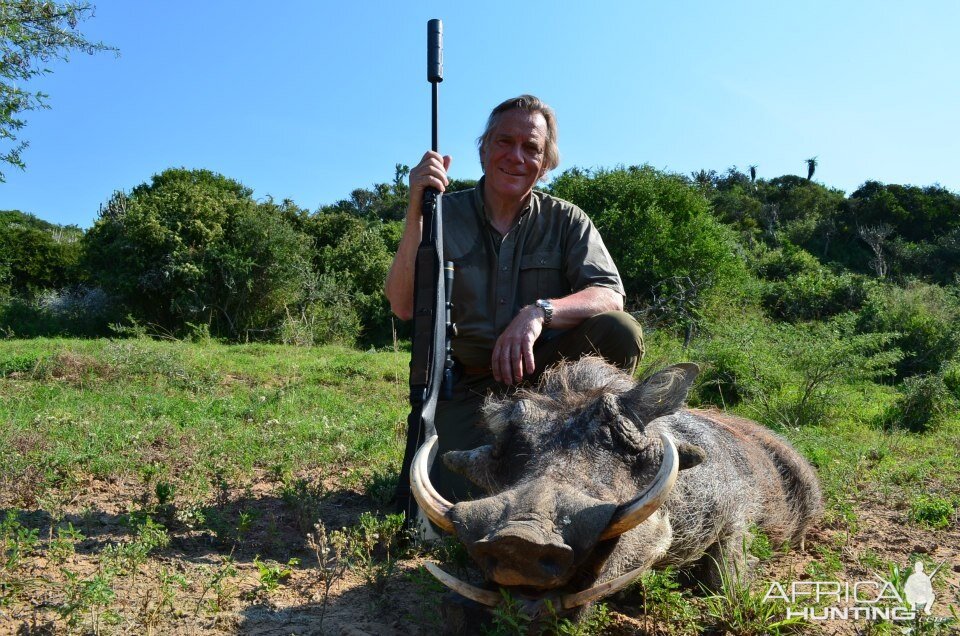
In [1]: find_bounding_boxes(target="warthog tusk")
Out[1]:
[559,565,646,609]
[424,562,502,606]
[411,435,456,534]
[599,431,679,540]
[423,561,647,611]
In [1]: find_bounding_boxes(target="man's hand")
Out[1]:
[408,151,452,218]
[489,287,623,384]
[492,305,544,385]
[384,150,452,320]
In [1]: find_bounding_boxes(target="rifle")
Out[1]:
[395,19,455,526]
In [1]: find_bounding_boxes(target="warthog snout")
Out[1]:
[471,527,575,588]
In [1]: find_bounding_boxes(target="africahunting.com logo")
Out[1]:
[764,561,946,622]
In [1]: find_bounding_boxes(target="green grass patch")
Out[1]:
[0,338,408,506]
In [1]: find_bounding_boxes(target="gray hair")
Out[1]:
[477,95,560,180]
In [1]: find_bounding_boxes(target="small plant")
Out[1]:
[1,511,39,572]
[280,476,325,534]
[805,544,844,579]
[155,480,175,506]
[822,495,859,533]
[363,466,399,507]
[748,525,774,561]
[702,555,807,636]
[632,567,700,635]
[540,600,612,636]
[196,556,238,615]
[59,570,118,631]
[307,522,349,632]
[48,522,85,564]
[403,566,446,630]
[203,505,258,547]
[102,516,170,575]
[0,512,40,608]
[909,494,956,529]
[343,511,407,592]
[142,567,189,630]
[857,548,886,571]
[483,589,534,636]
[253,555,298,593]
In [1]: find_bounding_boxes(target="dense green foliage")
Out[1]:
[4,162,960,430]
[0,210,83,295]
[550,166,747,303]
[0,1,117,180]
[82,169,313,340]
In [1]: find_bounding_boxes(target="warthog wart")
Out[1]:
[411,356,822,616]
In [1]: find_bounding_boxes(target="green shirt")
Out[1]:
[442,178,624,369]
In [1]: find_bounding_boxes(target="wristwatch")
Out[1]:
[535,299,554,327]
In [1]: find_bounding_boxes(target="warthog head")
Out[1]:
[411,357,706,608]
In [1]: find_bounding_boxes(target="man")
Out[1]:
[385,95,644,500]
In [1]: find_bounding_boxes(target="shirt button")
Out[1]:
[501,266,508,272]
[499,298,506,305]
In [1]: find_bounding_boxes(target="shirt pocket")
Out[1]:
[518,251,567,305]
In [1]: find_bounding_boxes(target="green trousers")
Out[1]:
[431,311,644,501]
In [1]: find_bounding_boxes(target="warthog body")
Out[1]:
[414,356,822,606]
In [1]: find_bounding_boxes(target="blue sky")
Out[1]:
[3,1,959,228]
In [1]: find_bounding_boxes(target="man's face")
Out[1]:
[481,109,548,205]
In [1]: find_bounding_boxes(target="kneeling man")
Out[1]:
[386,95,644,501]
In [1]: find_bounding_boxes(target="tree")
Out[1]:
[549,165,747,313]
[805,157,818,181]
[0,209,83,294]
[84,168,313,339]
[0,1,117,180]
[857,223,893,278]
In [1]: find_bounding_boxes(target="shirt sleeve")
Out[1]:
[563,207,626,297]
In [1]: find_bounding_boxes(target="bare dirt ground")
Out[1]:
[1,471,958,636]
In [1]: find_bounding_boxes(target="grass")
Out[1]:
[1,336,959,633]
[0,338,408,505]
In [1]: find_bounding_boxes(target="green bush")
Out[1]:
[880,374,954,432]
[0,287,118,338]
[944,361,960,400]
[908,494,955,529]
[762,270,871,322]
[279,274,362,347]
[856,281,960,378]
[549,166,747,307]
[750,244,822,281]
[0,211,84,296]
[692,313,899,427]
[690,312,788,408]
[290,211,395,346]
[751,245,872,322]
[83,169,314,341]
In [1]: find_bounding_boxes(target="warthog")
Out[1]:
[411,357,822,615]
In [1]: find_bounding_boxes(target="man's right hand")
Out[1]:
[407,151,452,219]
[385,151,453,320]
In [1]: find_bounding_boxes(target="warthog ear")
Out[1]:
[677,442,706,470]
[443,445,500,492]
[623,363,700,422]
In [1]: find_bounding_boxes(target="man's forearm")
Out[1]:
[384,206,423,321]
[539,286,624,330]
